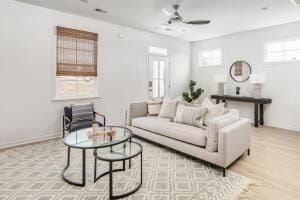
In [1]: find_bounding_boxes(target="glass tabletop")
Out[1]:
[64,126,132,149]
[95,141,142,161]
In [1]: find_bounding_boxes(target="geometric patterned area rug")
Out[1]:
[0,138,255,200]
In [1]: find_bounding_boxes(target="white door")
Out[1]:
[148,55,170,98]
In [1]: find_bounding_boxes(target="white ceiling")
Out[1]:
[16,0,300,41]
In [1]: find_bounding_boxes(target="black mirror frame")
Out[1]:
[229,61,252,83]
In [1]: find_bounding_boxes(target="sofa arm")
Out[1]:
[126,102,148,126]
[217,118,251,167]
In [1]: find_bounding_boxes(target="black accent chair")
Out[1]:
[63,105,106,138]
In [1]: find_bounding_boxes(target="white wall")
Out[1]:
[192,21,300,131]
[0,0,191,147]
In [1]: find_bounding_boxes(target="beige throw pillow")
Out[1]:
[147,99,162,116]
[148,103,162,116]
[201,98,225,126]
[159,100,178,119]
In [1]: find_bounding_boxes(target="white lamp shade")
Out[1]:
[249,74,266,84]
[214,75,227,83]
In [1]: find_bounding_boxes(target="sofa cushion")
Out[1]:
[132,116,208,147]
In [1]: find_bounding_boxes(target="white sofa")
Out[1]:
[126,102,251,176]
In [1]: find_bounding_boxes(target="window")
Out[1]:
[149,46,168,56]
[199,48,222,66]
[264,38,300,63]
[152,59,166,98]
[55,26,98,99]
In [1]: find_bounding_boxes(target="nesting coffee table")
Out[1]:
[62,126,142,199]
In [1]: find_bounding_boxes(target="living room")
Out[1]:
[0,0,299,199]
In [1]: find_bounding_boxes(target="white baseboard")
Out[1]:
[0,133,61,150]
[248,119,300,132]
[264,122,300,132]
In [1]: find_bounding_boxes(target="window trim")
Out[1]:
[263,37,300,64]
[198,48,222,67]
[148,46,168,56]
[52,27,100,101]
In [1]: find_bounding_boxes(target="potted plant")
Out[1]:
[236,86,241,95]
[182,80,204,103]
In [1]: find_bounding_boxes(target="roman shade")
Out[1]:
[56,26,98,76]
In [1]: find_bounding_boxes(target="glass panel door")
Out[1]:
[148,55,170,99]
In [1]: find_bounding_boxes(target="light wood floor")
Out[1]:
[230,126,300,200]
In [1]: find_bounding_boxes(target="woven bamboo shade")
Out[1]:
[56,26,98,76]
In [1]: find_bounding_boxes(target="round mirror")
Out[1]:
[230,61,252,82]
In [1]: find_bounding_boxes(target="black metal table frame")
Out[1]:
[62,126,132,187]
[94,141,143,200]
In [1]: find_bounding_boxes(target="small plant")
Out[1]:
[182,80,204,103]
[236,86,241,95]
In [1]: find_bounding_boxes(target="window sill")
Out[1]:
[198,65,222,67]
[263,60,300,65]
[52,95,101,101]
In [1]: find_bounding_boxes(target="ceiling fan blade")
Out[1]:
[162,8,175,16]
[183,19,210,25]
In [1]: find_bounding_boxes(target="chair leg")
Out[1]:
[247,149,250,156]
[223,168,226,177]
[63,116,65,138]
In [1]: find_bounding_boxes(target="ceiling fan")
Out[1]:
[161,3,210,25]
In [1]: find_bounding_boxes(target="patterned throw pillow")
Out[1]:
[71,103,95,123]
[158,100,178,119]
[181,106,207,129]
[174,103,207,129]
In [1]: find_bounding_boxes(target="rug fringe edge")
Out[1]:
[235,181,261,200]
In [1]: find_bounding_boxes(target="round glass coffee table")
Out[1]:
[62,126,132,187]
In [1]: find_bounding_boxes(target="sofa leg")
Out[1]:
[247,149,250,156]
[223,168,226,177]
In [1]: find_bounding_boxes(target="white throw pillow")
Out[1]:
[159,100,178,119]
[206,111,240,152]
[201,98,225,126]
[174,103,186,123]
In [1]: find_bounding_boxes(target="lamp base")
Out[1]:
[217,83,224,96]
[253,84,262,98]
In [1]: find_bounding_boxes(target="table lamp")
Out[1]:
[214,75,227,96]
[249,74,266,98]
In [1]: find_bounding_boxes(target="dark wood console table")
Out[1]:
[211,95,272,128]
